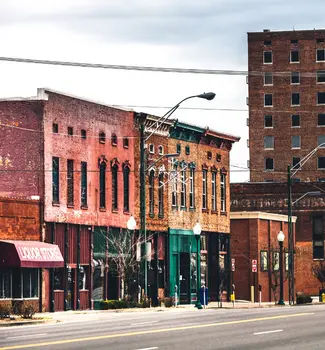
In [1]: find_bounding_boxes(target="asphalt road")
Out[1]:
[1,304,325,350]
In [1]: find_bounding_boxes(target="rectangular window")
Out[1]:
[264,115,273,128]
[264,136,274,149]
[52,123,58,133]
[263,51,272,64]
[81,129,87,139]
[318,157,325,169]
[264,72,273,85]
[172,164,178,207]
[318,135,325,147]
[291,115,300,127]
[265,158,274,171]
[99,162,106,209]
[291,72,300,84]
[158,172,164,217]
[317,92,325,104]
[260,251,268,271]
[189,168,195,209]
[313,216,324,259]
[317,71,325,83]
[291,135,301,149]
[290,50,299,63]
[272,251,280,271]
[67,127,73,136]
[123,166,130,212]
[52,157,59,203]
[220,173,226,212]
[0,270,11,298]
[202,170,207,210]
[176,144,181,154]
[317,48,325,62]
[292,93,300,106]
[185,146,190,155]
[318,114,325,126]
[264,40,272,45]
[180,170,186,208]
[23,269,39,298]
[264,94,273,106]
[67,159,74,206]
[292,157,301,168]
[81,161,87,207]
[291,39,298,44]
[211,172,217,211]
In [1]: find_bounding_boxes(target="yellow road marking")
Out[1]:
[0,312,314,350]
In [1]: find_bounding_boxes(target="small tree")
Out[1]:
[312,261,325,289]
[106,228,150,300]
[270,247,288,303]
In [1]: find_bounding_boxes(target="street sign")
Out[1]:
[231,258,235,271]
[252,259,257,273]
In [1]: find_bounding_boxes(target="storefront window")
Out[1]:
[93,259,105,300]
[12,269,38,299]
[0,270,11,298]
[54,269,64,290]
[79,267,88,290]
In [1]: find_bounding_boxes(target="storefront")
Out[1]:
[0,240,64,311]
[168,229,200,304]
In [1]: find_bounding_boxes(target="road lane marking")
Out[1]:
[254,329,283,335]
[131,321,159,326]
[6,334,47,341]
[0,312,314,350]
[134,347,158,350]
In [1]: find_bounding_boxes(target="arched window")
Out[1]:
[123,165,130,212]
[158,172,164,217]
[99,161,106,209]
[112,164,118,210]
[158,145,164,155]
[149,169,155,217]
[99,131,106,144]
[111,133,117,146]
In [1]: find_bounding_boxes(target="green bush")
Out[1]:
[99,299,131,309]
[296,293,312,304]
[138,297,150,308]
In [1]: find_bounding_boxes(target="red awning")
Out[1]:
[0,240,64,268]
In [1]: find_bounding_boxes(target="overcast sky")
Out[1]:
[1,0,324,182]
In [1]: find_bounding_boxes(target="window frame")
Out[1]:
[313,216,324,259]
[291,71,300,84]
[149,169,155,217]
[123,165,130,213]
[318,156,325,170]
[264,135,274,150]
[158,172,164,217]
[202,169,208,210]
[317,71,325,84]
[260,250,268,272]
[180,169,186,208]
[52,157,60,204]
[291,93,300,106]
[264,115,273,128]
[112,164,118,211]
[189,168,195,209]
[290,50,299,63]
[67,159,74,207]
[263,51,272,64]
[264,72,273,85]
[220,173,226,212]
[265,157,274,171]
[211,171,217,212]
[264,93,273,107]
[291,114,300,128]
[99,161,106,209]
[317,92,325,105]
[316,48,325,62]
[291,135,301,149]
[318,114,325,127]
[81,161,88,208]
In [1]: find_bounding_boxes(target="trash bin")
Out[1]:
[319,288,325,302]
[199,286,208,306]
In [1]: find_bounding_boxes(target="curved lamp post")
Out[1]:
[277,230,285,305]
[140,92,216,298]
[193,222,202,309]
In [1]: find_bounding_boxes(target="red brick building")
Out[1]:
[231,181,325,297]
[248,29,325,182]
[230,211,296,302]
[0,88,136,311]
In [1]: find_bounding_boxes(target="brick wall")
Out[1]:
[42,91,136,228]
[248,30,325,182]
[0,197,40,240]
[0,100,43,198]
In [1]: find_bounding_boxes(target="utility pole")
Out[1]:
[287,165,294,305]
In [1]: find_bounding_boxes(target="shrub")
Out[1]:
[99,299,131,310]
[12,300,23,315]
[163,297,174,308]
[0,305,11,319]
[138,297,150,308]
[21,305,36,319]
[296,293,312,304]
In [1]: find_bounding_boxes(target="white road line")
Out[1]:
[6,333,48,340]
[254,329,283,335]
[134,347,158,350]
[131,321,159,326]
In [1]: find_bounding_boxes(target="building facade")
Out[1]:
[230,211,296,302]
[248,29,325,182]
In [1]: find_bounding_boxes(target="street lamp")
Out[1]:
[127,215,137,231]
[139,92,216,298]
[193,222,202,309]
[277,230,285,305]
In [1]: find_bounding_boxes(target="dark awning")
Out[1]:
[0,240,64,268]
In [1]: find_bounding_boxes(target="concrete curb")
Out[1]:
[0,319,54,327]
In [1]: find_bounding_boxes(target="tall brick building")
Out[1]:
[248,29,325,182]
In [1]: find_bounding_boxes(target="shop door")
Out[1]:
[180,253,190,303]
